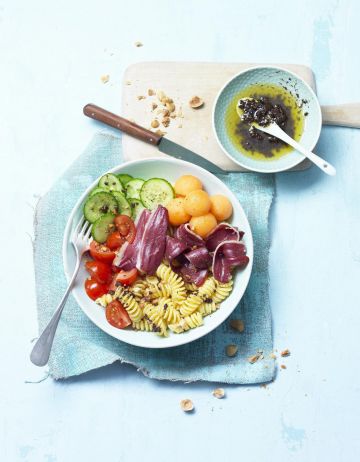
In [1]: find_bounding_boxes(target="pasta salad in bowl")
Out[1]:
[63,158,253,348]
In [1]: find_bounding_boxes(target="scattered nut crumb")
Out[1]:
[148,89,155,96]
[100,74,110,84]
[230,319,245,332]
[212,388,225,399]
[180,399,194,412]
[137,95,146,100]
[189,96,204,109]
[170,114,176,119]
[162,109,170,117]
[157,90,166,101]
[134,41,143,47]
[260,384,267,389]
[155,129,166,136]
[270,352,277,360]
[162,117,171,127]
[281,349,291,357]
[166,102,176,113]
[226,344,238,357]
[151,119,160,128]
[165,97,173,104]
[125,80,132,85]
[151,102,158,110]
[248,352,262,364]
[280,364,287,369]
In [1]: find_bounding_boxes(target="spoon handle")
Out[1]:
[268,124,336,176]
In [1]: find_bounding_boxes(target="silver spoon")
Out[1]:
[237,98,336,176]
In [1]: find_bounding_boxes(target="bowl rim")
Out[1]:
[212,65,322,173]
[62,156,253,349]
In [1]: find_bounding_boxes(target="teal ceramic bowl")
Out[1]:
[212,66,322,173]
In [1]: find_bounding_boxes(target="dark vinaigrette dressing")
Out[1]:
[225,83,305,160]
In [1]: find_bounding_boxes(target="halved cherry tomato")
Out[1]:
[89,241,116,264]
[84,278,109,300]
[108,268,138,291]
[114,215,136,244]
[106,231,125,250]
[106,300,131,329]
[85,261,112,284]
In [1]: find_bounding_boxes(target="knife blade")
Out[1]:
[158,138,226,174]
[83,104,227,175]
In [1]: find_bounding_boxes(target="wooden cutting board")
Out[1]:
[122,62,314,171]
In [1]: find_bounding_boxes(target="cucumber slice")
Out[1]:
[140,178,174,210]
[83,192,118,223]
[125,178,145,200]
[89,187,108,197]
[91,213,116,243]
[117,173,133,186]
[98,173,124,193]
[128,198,146,220]
[112,191,132,217]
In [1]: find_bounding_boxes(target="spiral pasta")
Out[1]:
[168,312,204,333]
[132,319,153,332]
[156,298,181,324]
[143,303,168,336]
[95,293,113,307]
[115,287,143,322]
[198,300,218,316]
[156,263,186,304]
[213,280,234,303]
[98,261,235,337]
[180,293,203,316]
[198,276,216,300]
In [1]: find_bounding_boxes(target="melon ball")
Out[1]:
[166,198,191,226]
[174,175,203,196]
[210,195,233,221]
[189,213,217,238]
[184,190,211,217]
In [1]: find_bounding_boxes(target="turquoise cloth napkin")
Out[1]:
[34,133,275,383]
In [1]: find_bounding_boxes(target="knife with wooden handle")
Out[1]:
[321,103,360,128]
[83,104,228,174]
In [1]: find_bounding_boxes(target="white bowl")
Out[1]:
[62,157,253,348]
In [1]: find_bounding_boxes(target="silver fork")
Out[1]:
[30,218,93,367]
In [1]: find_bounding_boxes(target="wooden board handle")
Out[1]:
[83,104,162,145]
[321,103,360,128]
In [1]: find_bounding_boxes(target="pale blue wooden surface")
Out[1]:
[1,0,360,461]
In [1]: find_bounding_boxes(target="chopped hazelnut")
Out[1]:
[134,41,143,47]
[100,74,110,84]
[162,117,171,127]
[248,353,261,364]
[281,364,287,369]
[157,90,166,101]
[180,399,194,412]
[151,102,158,110]
[212,388,225,399]
[148,89,155,96]
[166,102,176,113]
[137,95,146,100]
[281,349,291,357]
[189,96,204,109]
[230,319,245,332]
[151,119,160,128]
[226,344,238,357]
